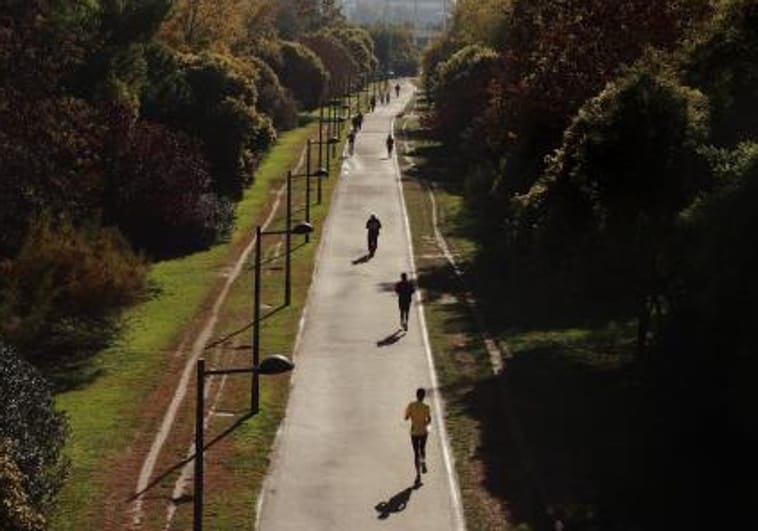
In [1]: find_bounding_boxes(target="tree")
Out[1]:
[368,23,419,77]
[142,51,276,199]
[535,63,709,357]
[434,44,499,146]
[264,41,329,110]
[684,0,758,145]
[0,343,69,523]
[301,32,358,99]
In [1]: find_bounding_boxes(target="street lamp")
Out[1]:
[252,209,313,413]
[194,354,294,531]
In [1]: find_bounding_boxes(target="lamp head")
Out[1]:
[257,354,295,375]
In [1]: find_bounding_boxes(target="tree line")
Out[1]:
[0,0,382,527]
[422,0,756,526]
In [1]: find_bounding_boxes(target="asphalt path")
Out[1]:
[256,81,465,531]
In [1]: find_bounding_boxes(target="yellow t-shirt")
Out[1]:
[405,401,431,436]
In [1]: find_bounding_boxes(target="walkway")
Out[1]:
[256,81,465,530]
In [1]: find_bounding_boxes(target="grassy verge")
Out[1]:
[399,92,647,530]
[52,123,322,529]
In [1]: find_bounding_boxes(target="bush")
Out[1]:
[0,217,146,364]
[106,119,234,256]
[0,343,68,524]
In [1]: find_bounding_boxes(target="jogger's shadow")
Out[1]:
[376,329,405,347]
[351,253,372,265]
[374,484,420,519]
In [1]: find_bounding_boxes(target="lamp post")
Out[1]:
[252,218,312,412]
[194,354,294,531]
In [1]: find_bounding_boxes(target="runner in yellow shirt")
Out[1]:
[404,388,431,484]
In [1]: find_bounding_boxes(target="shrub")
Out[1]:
[0,217,146,364]
[106,119,234,256]
[0,343,68,524]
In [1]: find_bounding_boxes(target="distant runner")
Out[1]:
[386,133,395,158]
[394,272,415,331]
[395,83,400,98]
[404,388,431,485]
[347,129,356,156]
[365,213,382,256]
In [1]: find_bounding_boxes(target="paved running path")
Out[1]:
[257,81,465,531]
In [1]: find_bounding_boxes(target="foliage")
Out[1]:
[368,23,419,77]
[324,25,378,74]
[143,51,276,198]
[0,217,146,364]
[301,32,358,99]
[434,44,499,146]
[0,442,45,531]
[0,0,96,96]
[247,56,299,130]
[0,343,68,521]
[0,95,109,258]
[274,0,345,40]
[105,119,234,256]
[684,0,758,145]
[158,0,255,52]
[524,65,709,349]
[263,40,329,110]
[447,0,514,50]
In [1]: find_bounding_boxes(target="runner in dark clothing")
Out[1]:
[395,83,400,98]
[356,111,364,130]
[386,134,395,158]
[365,213,382,256]
[394,273,415,331]
[347,129,356,155]
[370,94,377,112]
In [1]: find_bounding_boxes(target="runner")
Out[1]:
[395,83,400,98]
[365,213,382,256]
[394,272,415,331]
[404,388,431,485]
[386,133,395,158]
[347,128,356,156]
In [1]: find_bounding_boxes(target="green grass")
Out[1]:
[52,124,318,529]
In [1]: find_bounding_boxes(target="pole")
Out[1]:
[285,171,292,306]
[318,105,324,170]
[193,359,205,531]
[305,140,311,243]
[252,226,261,413]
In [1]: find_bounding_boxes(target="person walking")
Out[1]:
[404,388,431,485]
[394,272,415,331]
[385,133,395,158]
[370,94,377,112]
[356,111,364,131]
[395,83,401,98]
[365,213,382,256]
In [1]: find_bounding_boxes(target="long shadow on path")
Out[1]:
[374,483,421,519]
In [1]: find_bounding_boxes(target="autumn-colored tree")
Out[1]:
[301,32,358,98]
